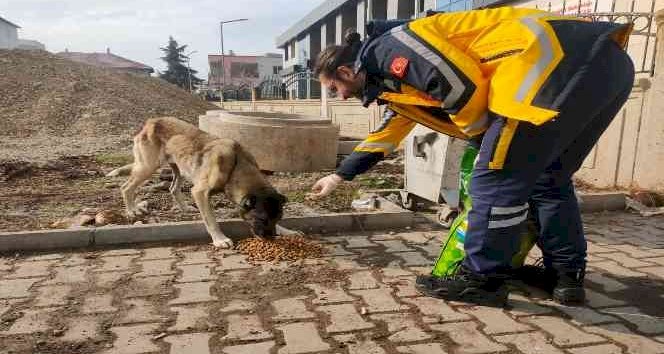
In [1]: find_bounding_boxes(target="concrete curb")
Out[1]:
[0,210,414,253]
[578,192,627,213]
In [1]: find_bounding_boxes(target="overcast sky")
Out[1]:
[2,0,323,78]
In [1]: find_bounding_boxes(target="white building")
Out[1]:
[0,16,19,49]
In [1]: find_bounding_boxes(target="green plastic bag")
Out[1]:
[431,145,537,277]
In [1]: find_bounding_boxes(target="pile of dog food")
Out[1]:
[237,235,325,263]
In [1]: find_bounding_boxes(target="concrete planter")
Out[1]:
[199,110,339,172]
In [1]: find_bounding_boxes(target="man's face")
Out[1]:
[320,66,364,100]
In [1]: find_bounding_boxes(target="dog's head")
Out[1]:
[239,189,287,239]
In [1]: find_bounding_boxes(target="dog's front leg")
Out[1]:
[169,164,197,213]
[192,186,234,248]
[276,224,304,237]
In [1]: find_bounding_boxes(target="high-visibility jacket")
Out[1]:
[336,7,631,179]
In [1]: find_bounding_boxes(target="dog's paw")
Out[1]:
[276,225,305,237]
[212,238,234,249]
[172,205,197,213]
[136,201,149,214]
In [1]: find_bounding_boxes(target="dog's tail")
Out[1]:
[106,163,134,177]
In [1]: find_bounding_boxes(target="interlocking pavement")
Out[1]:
[0,211,663,353]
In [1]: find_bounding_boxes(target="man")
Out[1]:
[308,7,634,306]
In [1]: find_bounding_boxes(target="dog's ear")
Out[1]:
[243,195,256,210]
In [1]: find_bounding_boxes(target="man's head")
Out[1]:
[239,189,287,239]
[314,31,366,100]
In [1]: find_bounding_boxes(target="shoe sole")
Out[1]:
[415,283,509,307]
[553,287,586,305]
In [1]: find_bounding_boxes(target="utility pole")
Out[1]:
[185,50,197,93]
[219,18,248,104]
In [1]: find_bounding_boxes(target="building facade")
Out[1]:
[0,16,19,49]
[207,53,283,90]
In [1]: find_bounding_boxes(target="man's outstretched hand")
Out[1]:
[307,174,343,200]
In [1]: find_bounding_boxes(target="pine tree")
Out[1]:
[159,36,203,90]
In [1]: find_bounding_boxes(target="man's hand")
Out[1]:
[308,174,344,200]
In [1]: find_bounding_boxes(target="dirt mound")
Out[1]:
[0,49,217,161]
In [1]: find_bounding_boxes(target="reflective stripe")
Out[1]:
[491,203,529,216]
[390,29,465,109]
[355,142,396,152]
[461,111,489,134]
[488,211,529,229]
[515,14,554,102]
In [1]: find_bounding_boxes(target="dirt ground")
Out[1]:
[0,154,404,233]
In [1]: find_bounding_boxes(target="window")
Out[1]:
[436,0,472,12]
[273,66,282,75]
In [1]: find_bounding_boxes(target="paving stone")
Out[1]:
[396,252,431,267]
[222,314,272,341]
[645,257,664,266]
[24,253,65,262]
[585,289,627,308]
[95,271,130,288]
[96,256,137,272]
[393,278,420,298]
[0,278,39,298]
[44,265,87,284]
[277,322,330,353]
[494,332,565,354]
[567,344,624,354]
[399,231,436,244]
[6,260,53,278]
[136,259,176,277]
[351,287,407,313]
[342,236,377,249]
[371,313,432,342]
[272,296,314,321]
[0,258,11,271]
[2,308,54,334]
[179,251,215,265]
[333,257,368,271]
[591,261,647,278]
[586,242,618,254]
[105,324,161,354]
[176,264,214,283]
[430,322,507,353]
[169,282,215,305]
[319,304,374,333]
[101,249,142,257]
[124,275,174,298]
[641,266,664,279]
[61,316,101,342]
[348,270,379,290]
[608,244,664,258]
[547,303,617,325]
[82,294,117,314]
[60,254,88,267]
[118,298,167,324]
[402,296,471,322]
[396,343,449,354]
[164,333,212,354]
[141,247,175,260]
[370,233,399,241]
[523,316,605,346]
[459,306,531,334]
[218,254,252,271]
[222,341,275,354]
[374,240,413,252]
[601,306,664,334]
[335,334,386,354]
[168,305,212,332]
[34,284,71,307]
[585,272,629,292]
[600,252,656,268]
[586,323,664,354]
[326,244,355,256]
[221,299,256,313]
[415,243,442,258]
[306,283,353,304]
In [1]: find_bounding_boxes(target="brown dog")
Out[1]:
[110,117,299,248]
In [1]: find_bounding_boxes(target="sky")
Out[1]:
[2,0,323,78]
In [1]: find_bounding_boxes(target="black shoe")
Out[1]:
[512,260,585,305]
[415,267,509,307]
[553,269,586,305]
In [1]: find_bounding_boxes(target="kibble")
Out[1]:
[237,235,325,263]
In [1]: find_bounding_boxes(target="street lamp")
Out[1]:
[185,50,197,93]
[219,18,248,103]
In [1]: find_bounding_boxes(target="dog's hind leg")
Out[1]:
[276,224,304,237]
[169,164,196,212]
[121,138,161,218]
